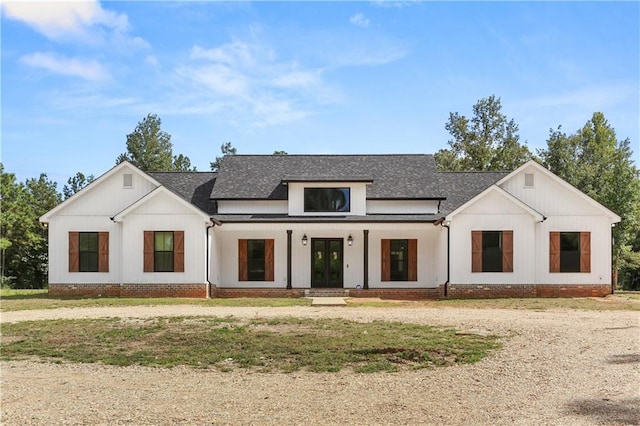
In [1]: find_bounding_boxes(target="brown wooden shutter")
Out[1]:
[549,232,560,273]
[69,232,79,272]
[502,231,513,273]
[238,239,248,281]
[580,232,591,273]
[408,239,418,281]
[471,231,482,272]
[98,232,109,272]
[265,239,274,281]
[174,231,185,272]
[381,239,391,281]
[144,231,154,272]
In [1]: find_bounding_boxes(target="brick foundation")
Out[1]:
[48,283,611,299]
[446,284,611,299]
[48,283,207,298]
[212,288,306,298]
[347,287,444,300]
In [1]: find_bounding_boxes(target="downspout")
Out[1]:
[441,221,450,298]
[287,230,292,290]
[206,222,216,298]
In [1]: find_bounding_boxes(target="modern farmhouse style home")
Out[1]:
[40,154,621,299]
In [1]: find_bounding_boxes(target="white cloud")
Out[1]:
[190,42,257,67]
[350,13,370,28]
[273,71,322,88]
[371,1,416,9]
[20,52,110,81]
[3,1,126,40]
[522,83,636,110]
[145,55,159,67]
[175,64,249,97]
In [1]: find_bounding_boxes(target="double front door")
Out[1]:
[311,238,343,288]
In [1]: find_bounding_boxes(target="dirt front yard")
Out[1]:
[1,304,639,425]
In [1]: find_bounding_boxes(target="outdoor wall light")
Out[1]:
[347,234,353,246]
[302,234,308,246]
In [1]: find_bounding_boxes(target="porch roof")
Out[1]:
[211,214,441,223]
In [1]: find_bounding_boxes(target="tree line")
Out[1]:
[1,98,638,289]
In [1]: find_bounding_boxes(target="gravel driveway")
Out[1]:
[1,304,639,425]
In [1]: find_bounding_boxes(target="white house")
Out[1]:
[40,154,621,299]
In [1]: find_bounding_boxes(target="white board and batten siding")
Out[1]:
[500,163,617,285]
[216,200,288,214]
[47,216,121,284]
[119,190,209,284]
[366,200,440,214]
[212,222,445,289]
[448,191,538,285]
[448,163,618,286]
[45,164,157,284]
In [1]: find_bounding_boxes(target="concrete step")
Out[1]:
[304,289,350,298]
[309,297,347,306]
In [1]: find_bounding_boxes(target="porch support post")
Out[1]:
[286,230,292,290]
[363,229,369,289]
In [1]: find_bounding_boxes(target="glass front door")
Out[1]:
[311,238,343,288]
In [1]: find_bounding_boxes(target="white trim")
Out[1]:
[496,160,621,222]
[111,186,210,222]
[446,185,545,222]
[40,162,161,223]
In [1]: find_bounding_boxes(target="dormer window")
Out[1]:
[304,188,350,212]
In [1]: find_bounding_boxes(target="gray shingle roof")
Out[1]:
[147,157,508,221]
[148,172,218,215]
[437,172,509,216]
[211,154,445,200]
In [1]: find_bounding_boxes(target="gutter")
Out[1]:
[439,220,451,298]
[206,221,217,298]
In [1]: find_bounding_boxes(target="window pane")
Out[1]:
[304,188,350,212]
[247,240,265,281]
[390,239,408,281]
[79,232,98,252]
[79,233,98,272]
[482,231,503,272]
[560,232,580,272]
[155,232,173,251]
[155,252,174,272]
[79,252,98,272]
[154,232,174,272]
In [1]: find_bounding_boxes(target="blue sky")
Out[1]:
[2,1,639,186]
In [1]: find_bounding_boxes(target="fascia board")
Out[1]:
[111,186,209,222]
[496,160,621,223]
[40,162,161,222]
[445,185,544,222]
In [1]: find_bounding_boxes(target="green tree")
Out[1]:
[273,150,288,155]
[116,114,195,171]
[210,142,237,171]
[0,164,61,288]
[62,172,95,199]
[538,112,640,288]
[435,95,532,171]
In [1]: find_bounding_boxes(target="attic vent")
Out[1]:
[123,173,133,188]
[524,173,534,188]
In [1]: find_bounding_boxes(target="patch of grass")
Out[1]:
[0,316,501,373]
[0,290,311,312]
